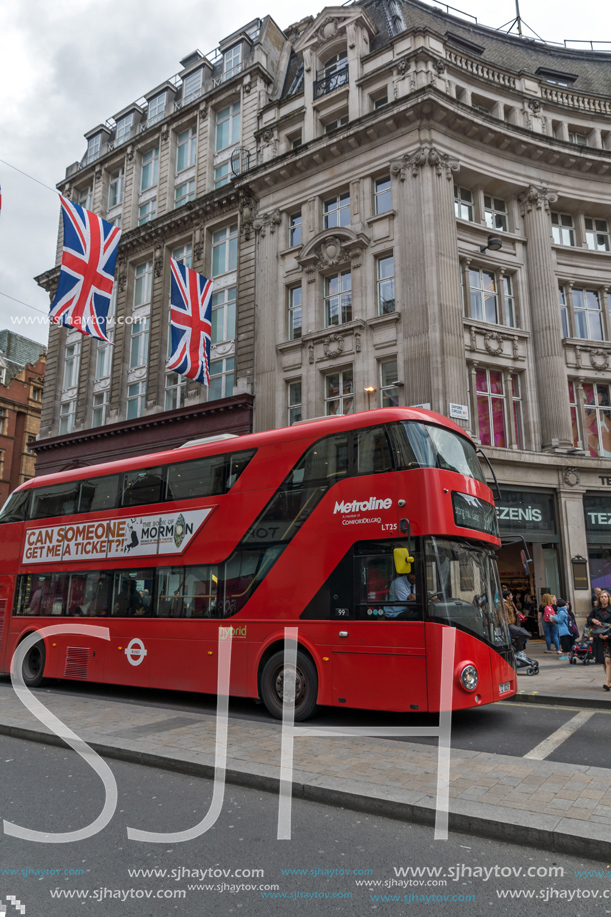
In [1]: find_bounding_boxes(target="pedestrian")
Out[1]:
[588,590,611,690]
[541,592,561,654]
[537,595,545,638]
[555,598,573,658]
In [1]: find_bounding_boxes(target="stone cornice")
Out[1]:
[518,184,558,215]
[390,145,459,181]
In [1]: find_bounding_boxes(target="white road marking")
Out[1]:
[524,710,595,760]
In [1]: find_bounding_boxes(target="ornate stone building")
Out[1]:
[36,0,611,615]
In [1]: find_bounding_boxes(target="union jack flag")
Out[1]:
[49,196,121,342]
[166,259,214,385]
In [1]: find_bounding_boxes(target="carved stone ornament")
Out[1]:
[262,128,274,145]
[243,79,252,94]
[355,331,361,353]
[311,15,348,49]
[389,146,459,182]
[199,101,208,118]
[94,167,102,183]
[564,467,580,487]
[323,333,344,359]
[126,145,135,163]
[116,256,127,293]
[297,228,370,280]
[252,209,281,237]
[484,331,503,356]
[193,240,204,261]
[527,98,542,114]
[396,57,409,75]
[308,343,315,364]
[469,326,477,351]
[154,246,164,278]
[517,184,558,215]
[511,335,519,359]
[433,59,445,75]
[161,124,170,142]
[590,349,610,371]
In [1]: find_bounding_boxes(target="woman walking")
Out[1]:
[541,592,561,654]
[588,590,611,691]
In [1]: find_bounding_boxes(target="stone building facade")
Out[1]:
[0,332,46,502]
[36,0,611,616]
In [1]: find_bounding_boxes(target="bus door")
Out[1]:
[0,575,13,674]
[331,546,428,712]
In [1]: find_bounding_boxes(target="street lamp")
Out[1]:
[480,233,503,254]
[364,386,375,409]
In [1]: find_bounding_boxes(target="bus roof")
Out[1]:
[18,408,473,491]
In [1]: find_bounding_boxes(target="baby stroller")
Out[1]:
[511,628,539,676]
[569,635,594,665]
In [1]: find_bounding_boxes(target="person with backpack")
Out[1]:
[555,598,574,659]
[541,592,561,654]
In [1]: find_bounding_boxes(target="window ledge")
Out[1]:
[366,312,401,329]
[464,317,527,337]
[366,209,396,225]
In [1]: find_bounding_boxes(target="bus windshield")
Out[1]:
[389,422,486,483]
[425,536,509,648]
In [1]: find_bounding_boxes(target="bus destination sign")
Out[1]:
[452,491,500,538]
[22,508,214,564]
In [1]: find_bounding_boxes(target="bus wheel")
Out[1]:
[260,651,318,721]
[20,640,46,688]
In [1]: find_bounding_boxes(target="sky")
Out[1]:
[1,0,611,348]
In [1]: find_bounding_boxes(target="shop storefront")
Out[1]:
[495,488,564,614]
[584,494,611,594]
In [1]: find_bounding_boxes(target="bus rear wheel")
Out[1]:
[20,640,46,688]
[260,651,318,721]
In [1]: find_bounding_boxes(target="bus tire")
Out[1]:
[260,650,318,722]
[20,638,46,688]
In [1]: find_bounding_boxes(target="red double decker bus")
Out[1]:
[0,408,516,719]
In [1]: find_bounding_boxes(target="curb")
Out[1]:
[505,693,611,710]
[2,722,611,862]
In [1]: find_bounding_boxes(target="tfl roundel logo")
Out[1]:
[124,638,147,667]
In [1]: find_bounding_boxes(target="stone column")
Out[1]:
[518,184,573,449]
[390,145,469,424]
[251,208,281,432]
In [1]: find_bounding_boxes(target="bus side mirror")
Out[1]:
[394,548,414,574]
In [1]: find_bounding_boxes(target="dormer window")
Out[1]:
[315,50,348,99]
[224,45,242,79]
[147,93,166,126]
[87,134,101,163]
[115,114,133,145]
[182,69,202,103]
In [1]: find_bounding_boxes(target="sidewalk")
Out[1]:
[0,667,610,861]
[512,638,611,707]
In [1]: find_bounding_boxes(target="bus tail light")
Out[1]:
[459,664,478,692]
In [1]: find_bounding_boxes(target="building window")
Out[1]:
[0,367,5,387]
[77,185,93,210]
[115,114,132,145]
[325,271,352,327]
[63,342,80,389]
[215,102,240,151]
[147,92,166,125]
[475,368,507,447]
[209,357,234,400]
[324,113,348,133]
[503,276,516,327]
[211,224,238,276]
[559,285,569,338]
[380,359,400,407]
[174,179,195,208]
[214,162,231,189]
[373,91,389,109]
[568,130,588,146]
[315,50,348,98]
[164,372,187,411]
[374,177,391,215]
[581,382,611,457]
[172,243,192,268]
[138,200,156,225]
[568,380,580,447]
[127,382,146,420]
[134,261,153,306]
[141,147,159,191]
[325,369,354,415]
[484,195,508,232]
[288,381,302,424]
[108,215,121,229]
[108,167,124,209]
[92,391,109,428]
[95,332,113,380]
[130,317,150,369]
[182,70,202,104]
[377,256,395,315]
[87,134,101,163]
[551,212,575,246]
[324,192,350,229]
[511,373,524,449]
[585,218,610,252]
[288,286,302,340]
[59,400,76,435]
[574,288,603,340]
[454,186,474,221]
[469,269,498,324]
[0,408,7,435]
[31,386,42,402]
[211,286,236,344]
[223,45,242,79]
[290,131,302,149]
[289,212,302,247]
[176,126,197,172]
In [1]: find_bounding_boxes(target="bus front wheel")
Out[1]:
[20,640,46,688]
[260,651,318,721]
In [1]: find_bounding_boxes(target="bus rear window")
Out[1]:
[388,422,485,483]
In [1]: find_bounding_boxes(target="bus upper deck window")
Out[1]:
[0,488,31,524]
[354,426,393,475]
[31,482,80,519]
[289,433,349,485]
[78,475,120,514]
[122,468,164,507]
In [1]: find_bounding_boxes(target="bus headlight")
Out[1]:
[460,665,478,691]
